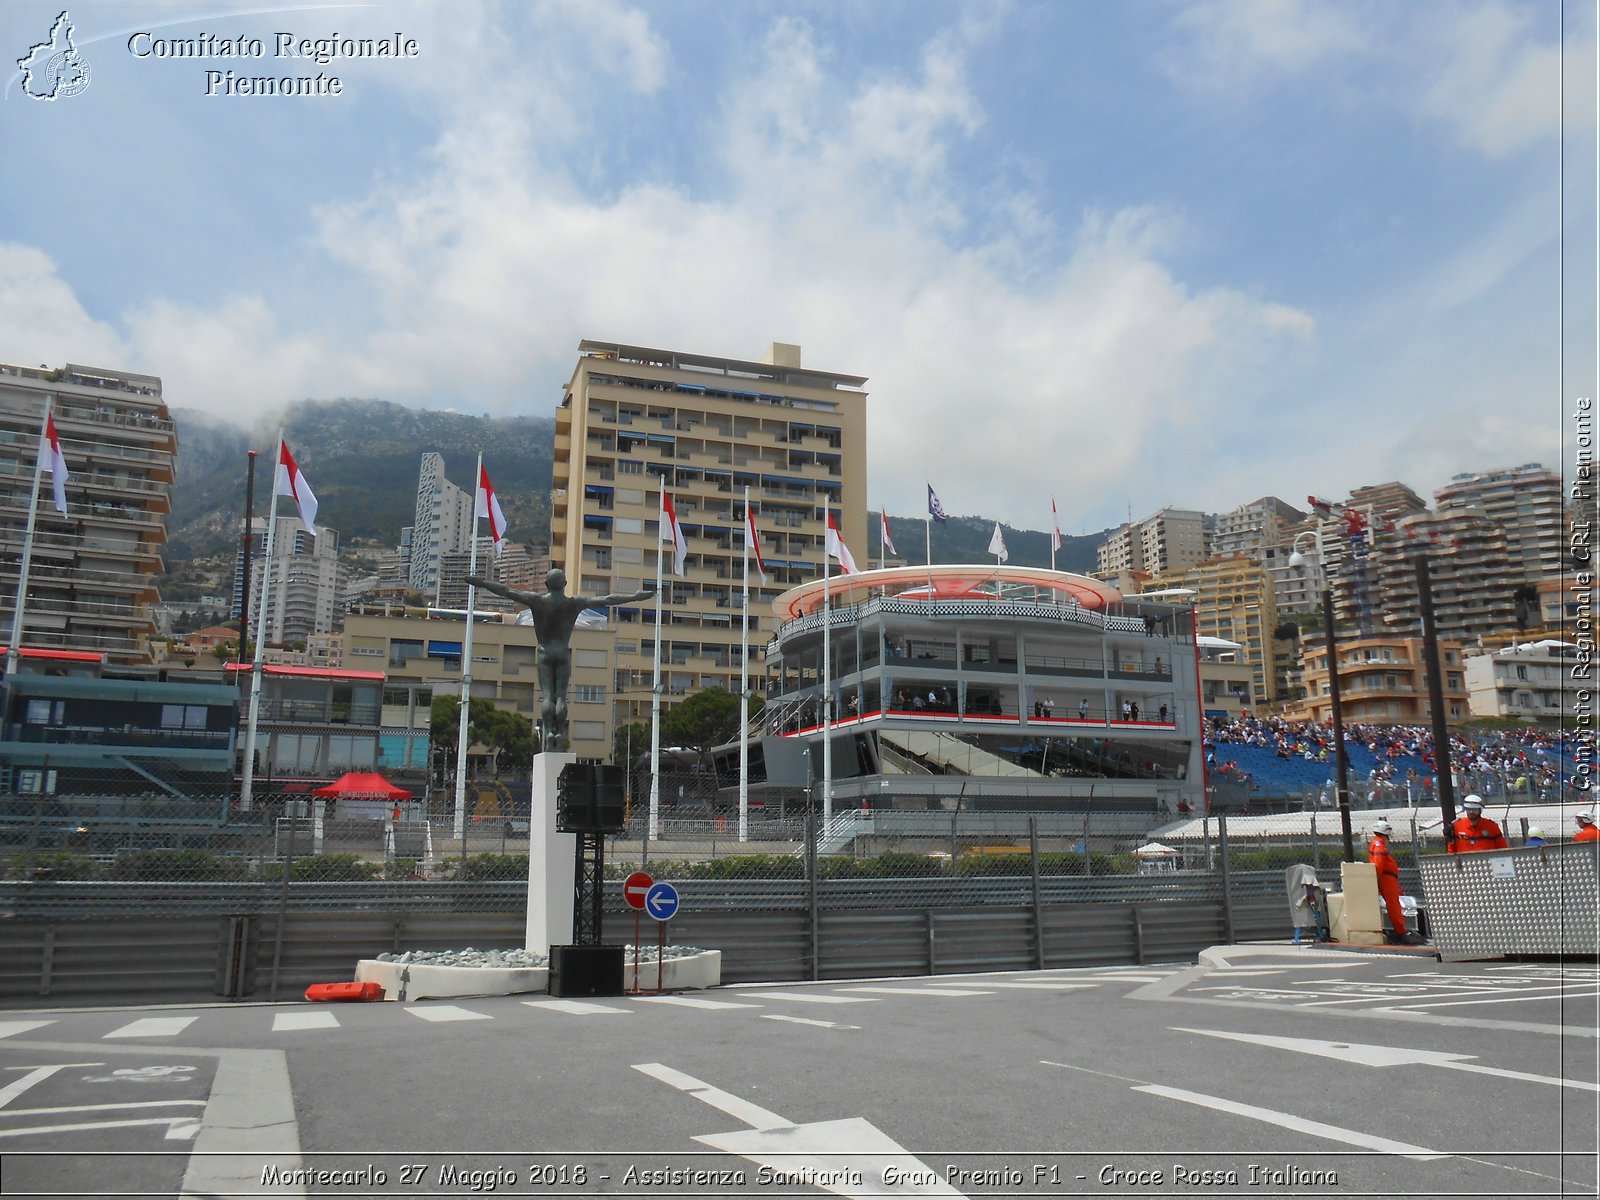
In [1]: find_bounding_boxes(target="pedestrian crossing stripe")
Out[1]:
[272,1011,339,1032]
[103,1017,198,1039]
[0,1022,54,1040]
[523,1000,630,1015]
[404,1005,491,1023]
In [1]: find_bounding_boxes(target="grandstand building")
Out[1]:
[734,565,1203,824]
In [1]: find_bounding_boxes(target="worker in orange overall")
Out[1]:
[1448,794,1508,853]
[1367,818,1411,942]
[1575,811,1599,843]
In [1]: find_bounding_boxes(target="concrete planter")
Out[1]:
[623,948,721,992]
[355,959,549,1002]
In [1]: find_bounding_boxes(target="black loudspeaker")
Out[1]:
[548,944,624,997]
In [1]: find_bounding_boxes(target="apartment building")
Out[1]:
[1370,509,1518,643]
[1436,463,1566,585]
[1315,481,1428,631]
[235,514,341,644]
[1148,555,1283,706]
[551,340,868,735]
[1096,508,1209,578]
[0,362,175,665]
[1292,634,1468,725]
[408,453,475,597]
[1463,640,1573,724]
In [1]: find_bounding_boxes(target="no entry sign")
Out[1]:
[623,871,654,910]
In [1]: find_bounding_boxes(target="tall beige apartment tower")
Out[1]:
[552,340,868,733]
[0,362,175,664]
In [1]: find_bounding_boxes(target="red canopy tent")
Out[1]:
[312,772,412,800]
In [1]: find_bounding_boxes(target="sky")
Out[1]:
[1,0,1594,535]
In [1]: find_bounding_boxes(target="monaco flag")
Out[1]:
[40,413,68,514]
[477,463,506,556]
[1051,497,1063,552]
[826,510,857,574]
[275,439,318,534]
[746,505,768,583]
[880,509,897,558]
[660,484,687,576]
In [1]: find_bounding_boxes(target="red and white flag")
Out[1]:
[477,463,506,556]
[660,484,686,576]
[826,510,856,574]
[880,510,897,558]
[746,505,768,583]
[1051,497,1063,553]
[40,414,68,515]
[274,439,318,533]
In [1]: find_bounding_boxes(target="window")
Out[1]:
[23,699,65,725]
[389,639,424,668]
[383,687,411,708]
[160,704,208,730]
[573,685,604,703]
[1515,664,1528,680]
[15,767,57,794]
[619,460,644,475]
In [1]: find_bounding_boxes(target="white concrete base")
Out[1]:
[623,949,721,992]
[527,752,577,955]
[355,959,549,1002]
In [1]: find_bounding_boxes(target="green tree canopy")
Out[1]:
[660,686,761,752]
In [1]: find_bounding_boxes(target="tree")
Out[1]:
[660,686,760,753]
[613,722,649,769]
[429,695,497,782]
[482,708,535,775]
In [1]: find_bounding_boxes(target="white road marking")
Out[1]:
[522,999,631,1015]
[0,1116,204,1141]
[1177,1027,1600,1093]
[1080,973,1171,982]
[739,991,878,1005]
[961,981,1099,990]
[272,1011,340,1032]
[103,1017,197,1039]
[1132,1084,1445,1161]
[762,1014,860,1030]
[1,1064,100,1109]
[632,995,760,1010]
[632,1062,789,1129]
[1382,989,1600,1011]
[835,986,995,997]
[3,1100,205,1116]
[404,1005,492,1022]
[635,1063,966,1197]
[0,1022,54,1040]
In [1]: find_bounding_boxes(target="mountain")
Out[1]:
[166,400,556,560]
[162,400,1107,578]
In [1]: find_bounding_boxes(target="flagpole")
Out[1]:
[5,401,54,679]
[239,432,286,813]
[648,480,666,841]
[821,512,833,831]
[738,486,751,843]
[453,452,483,845]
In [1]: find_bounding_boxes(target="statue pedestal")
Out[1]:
[526,752,576,954]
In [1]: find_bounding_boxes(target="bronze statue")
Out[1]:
[465,569,655,751]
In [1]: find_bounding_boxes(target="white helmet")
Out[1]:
[1372,819,1392,835]
[1527,827,1545,840]
[1578,811,1596,826]
[1462,794,1484,811]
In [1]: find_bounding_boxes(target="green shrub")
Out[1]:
[103,851,249,881]
[18,852,100,881]
[260,854,382,882]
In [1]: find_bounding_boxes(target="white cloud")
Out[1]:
[1418,1,1589,157]
[0,245,127,368]
[1168,0,1368,87]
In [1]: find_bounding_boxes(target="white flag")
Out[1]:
[660,484,687,576]
[274,439,318,534]
[988,522,1008,563]
[826,510,857,574]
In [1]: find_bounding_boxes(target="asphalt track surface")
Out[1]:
[0,944,1595,1199]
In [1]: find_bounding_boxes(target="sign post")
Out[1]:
[644,881,680,994]
[623,871,653,994]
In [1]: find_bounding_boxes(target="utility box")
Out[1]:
[1330,860,1385,945]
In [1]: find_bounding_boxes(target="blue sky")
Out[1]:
[2,0,1593,534]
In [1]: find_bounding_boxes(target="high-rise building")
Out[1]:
[0,362,175,664]
[1371,508,1518,643]
[1211,496,1304,560]
[1096,508,1209,578]
[1435,463,1566,586]
[552,340,868,735]
[1148,555,1283,706]
[408,453,475,597]
[236,515,342,644]
[1316,481,1428,630]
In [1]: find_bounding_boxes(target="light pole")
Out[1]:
[1290,531,1355,862]
[1409,550,1458,839]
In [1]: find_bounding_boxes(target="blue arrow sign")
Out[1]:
[645,881,680,921]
